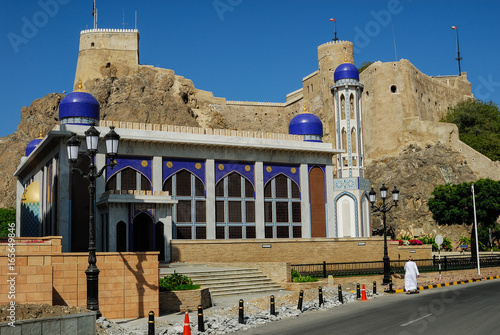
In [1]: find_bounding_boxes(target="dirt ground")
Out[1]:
[0,304,89,322]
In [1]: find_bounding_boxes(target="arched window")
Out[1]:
[351,128,357,154]
[163,170,206,239]
[215,172,255,239]
[106,167,151,191]
[340,94,346,120]
[349,94,355,119]
[264,174,301,238]
[342,128,347,151]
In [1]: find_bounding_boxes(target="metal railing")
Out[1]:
[291,255,500,278]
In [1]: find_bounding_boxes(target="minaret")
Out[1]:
[331,58,371,237]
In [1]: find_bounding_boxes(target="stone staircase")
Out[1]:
[160,264,284,297]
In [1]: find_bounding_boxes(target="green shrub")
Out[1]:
[291,269,318,282]
[159,272,200,292]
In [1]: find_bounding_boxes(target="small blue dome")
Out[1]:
[289,113,323,142]
[59,91,100,125]
[25,136,43,156]
[334,63,359,82]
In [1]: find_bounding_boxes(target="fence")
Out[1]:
[291,255,500,278]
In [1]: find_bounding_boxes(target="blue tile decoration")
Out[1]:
[215,161,254,186]
[106,155,152,183]
[263,163,300,189]
[163,158,205,184]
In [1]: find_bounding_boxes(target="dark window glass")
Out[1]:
[246,226,256,239]
[264,202,273,223]
[245,179,254,198]
[275,175,288,198]
[141,174,151,191]
[196,226,206,239]
[292,202,301,222]
[195,178,204,196]
[195,201,206,222]
[106,174,117,191]
[228,201,241,222]
[276,202,289,222]
[228,173,242,197]
[229,226,242,239]
[215,180,224,197]
[176,226,192,239]
[176,170,191,196]
[276,226,289,238]
[246,202,255,223]
[292,226,302,238]
[265,226,273,238]
[291,182,300,199]
[121,168,136,191]
[264,182,272,198]
[216,201,225,223]
[177,200,191,222]
[163,177,172,193]
[216,226,225,239]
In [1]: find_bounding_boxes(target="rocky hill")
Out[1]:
[3,66,477,242]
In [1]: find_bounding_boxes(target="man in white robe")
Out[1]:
[404,257,419,294]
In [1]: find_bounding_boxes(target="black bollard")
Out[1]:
[297,290,304,311]
[238,299,244,324]
[198,305,205,332]
[373,281,377,295]
[270,295,275,316]
[338,284,343,304]
[356,283,361,300]
[319,286,323,306]
[148,311,155,335]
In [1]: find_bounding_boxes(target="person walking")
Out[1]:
[404,257,419,294]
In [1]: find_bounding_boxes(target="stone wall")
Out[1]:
[171,238,432,264]
[0,237,159,320]
[159,288,211,313]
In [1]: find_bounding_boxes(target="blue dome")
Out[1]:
[25,136,43,156]
[59,91,100,125]
[334,63,359,82]
[289,113,323,142]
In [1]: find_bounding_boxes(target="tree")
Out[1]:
[358,61,374,74]
[427,179,500,258]
[441,99,500,161]
[0,207,16,237]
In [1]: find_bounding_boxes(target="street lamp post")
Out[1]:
[369,184,400,285]
[66,124,120,318]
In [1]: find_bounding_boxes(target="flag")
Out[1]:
[451,26,457,29]
[330,18,335,22]
[92,0,95,17]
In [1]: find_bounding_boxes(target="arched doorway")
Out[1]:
[116,221,127,252]
[310,167,326,237]
[133,212,153,251]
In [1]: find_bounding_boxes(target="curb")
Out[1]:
[388,275,500,294]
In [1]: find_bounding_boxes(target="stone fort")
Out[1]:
[74,28,499,181]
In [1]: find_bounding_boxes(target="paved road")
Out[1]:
[236,280,500,335]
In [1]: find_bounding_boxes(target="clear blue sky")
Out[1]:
[1,0,499,138]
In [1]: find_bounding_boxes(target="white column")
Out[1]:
[107,202,129,251]
[300,163,311,238]
[157,204,173,262]
[205,159,216,239]
[325,165,336,237]
[152,156,162,193]
[58,140,71,252]
[254,161,265,239]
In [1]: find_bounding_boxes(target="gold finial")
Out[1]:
[78,80,83,91]
[38,129,43,138]
[344,54,348,63]
[303,104,307,112]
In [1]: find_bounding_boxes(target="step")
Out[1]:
[210,286,284,297]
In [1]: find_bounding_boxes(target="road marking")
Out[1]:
[401,313,433,326]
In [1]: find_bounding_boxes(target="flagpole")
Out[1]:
[330,19,338,42]
[472,184,480,275]
[452,26,462,75]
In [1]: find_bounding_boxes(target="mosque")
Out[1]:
[15,30,371,261]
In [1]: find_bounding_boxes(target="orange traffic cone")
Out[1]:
[361,284,368,301]
[183,311,191,335]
